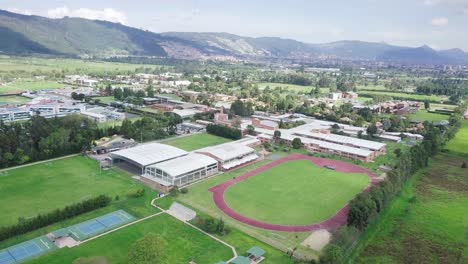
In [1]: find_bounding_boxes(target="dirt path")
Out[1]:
[209,154,379,232]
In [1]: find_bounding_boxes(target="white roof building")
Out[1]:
[110,143,188,168]
[196,141,258,170]
[147,153,217,177]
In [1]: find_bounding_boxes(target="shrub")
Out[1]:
[180,188,188,194]
[127,188,145,198]
[462,162,467,168]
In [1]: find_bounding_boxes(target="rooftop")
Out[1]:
[110,143,187,167]
[196,142,255,162]
[147,153,217,176]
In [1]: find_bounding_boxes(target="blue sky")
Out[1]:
[3,0,468,50]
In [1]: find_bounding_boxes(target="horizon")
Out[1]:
[2,0,468,51]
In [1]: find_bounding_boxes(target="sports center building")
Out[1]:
[110,141,258,191]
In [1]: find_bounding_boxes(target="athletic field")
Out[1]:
[28,214,233,264]
[162,133,232,151]
[0,156,145,227]
[210,154,376,232]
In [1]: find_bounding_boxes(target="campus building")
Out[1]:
[196,141,258,171]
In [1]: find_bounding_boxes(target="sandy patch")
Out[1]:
[301,229,331,251]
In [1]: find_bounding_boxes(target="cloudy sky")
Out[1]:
[3,0,468,50]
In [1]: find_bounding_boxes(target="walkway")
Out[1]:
[209,154,379,232]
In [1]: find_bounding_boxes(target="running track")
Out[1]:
[208,154,379,232]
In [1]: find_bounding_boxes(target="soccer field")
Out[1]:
[223,160,370,226]
[409,110,449,122]
[28,214,233,264]
[445,121,468,157]
[162,133,232,151]
[0,156,145,227]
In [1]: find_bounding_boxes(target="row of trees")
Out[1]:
[0,115,103,168]
[319,105,465,263]
[206,124,242,140]
[119,115,181,142]
[0,195,111,242]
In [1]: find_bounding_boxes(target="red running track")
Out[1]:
[209,154,379,232]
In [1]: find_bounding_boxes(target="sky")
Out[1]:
[3,0,468,51]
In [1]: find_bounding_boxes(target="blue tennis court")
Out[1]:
[77,220,107,236]
[96,214,124,228]
[0,250,15,264]
[8,242,42,262]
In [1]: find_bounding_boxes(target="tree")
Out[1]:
[394,148,402,157]
[424,100,430,110]
[135,89,146,98]
[105,84,113,96]
[114,88,123,100]
[273,130,281,143]
[231,117,242,128]
[246,125,255,135]
[128,234,168,264]
[462,162,467,169]
[366,123,378,137]
[292,137,302,149]
[146,85,155,97]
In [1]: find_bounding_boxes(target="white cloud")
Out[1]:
[421,0,468,15]
[47,7,128,24]
[431,17,449,26]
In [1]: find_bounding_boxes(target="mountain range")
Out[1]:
[1,9,468,65]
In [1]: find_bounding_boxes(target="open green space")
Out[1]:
[162,133,232,151]
[409,110,449,122]
[357,90,443,102]
[28,214,233,264]
[159,93,182,100]
[0,156,156,227]
[445,121,468,158]
[257,82,329,94]
[0,80,63,94]
[224,160,370,225]
[351,154,468,264]
[0,95,30,104]
[429,103,457,111]
[92,96,115,105]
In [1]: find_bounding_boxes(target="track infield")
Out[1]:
[209,154,379,232]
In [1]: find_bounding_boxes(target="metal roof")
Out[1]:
[110,143,187,167]
[247,247,265,258]
[148,153,217,176]
[294,131,385,150]
[196,142,255,162]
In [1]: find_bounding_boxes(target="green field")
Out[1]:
[160,93,182,100]
[0,80,64,94]
[162,133,232,151]
[351,154,468,263]
[224,160,370,225]
[409,110,449,122]
[0,156,154,227]
[257,82,329,94]
[92,96,115,105]
[0,95,30,104]
[29,214,233,264]
[445,121,468,157]
[358,90,443,102]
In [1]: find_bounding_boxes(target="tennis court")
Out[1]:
[0,237,57,264]
[61,210,136,241]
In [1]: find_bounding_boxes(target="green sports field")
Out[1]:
[163,133,232,151]
[29,214,233,264]
[0,95,30,104]
[445,121,468,157]
[223,160,370,225]
[357,90,443,102]
[0,80,64,94]
[0,156,149,227]
[409,110,449,122]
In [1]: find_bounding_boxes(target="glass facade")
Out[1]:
[144,163,218,187]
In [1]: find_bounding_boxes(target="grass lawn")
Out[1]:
[445,121,468,158]
[357,90,443,102]
[28,214,233,264]
[92,96,115,105]
[0,156,156,227]
[429,103,458,111]
[223,160,370,225]
[97,117,142,129]
[0,95,30,104]
[257,82,329,94]
[409,110,449,122]
[351,154,468,263]
[162,133,232,151]
[356,97,373,104]
[0,80,63,94]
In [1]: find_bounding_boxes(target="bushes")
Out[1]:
[191,216,231,236]
[0,195,111,242]
[206,124,241,140]
[127,188,145,198]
